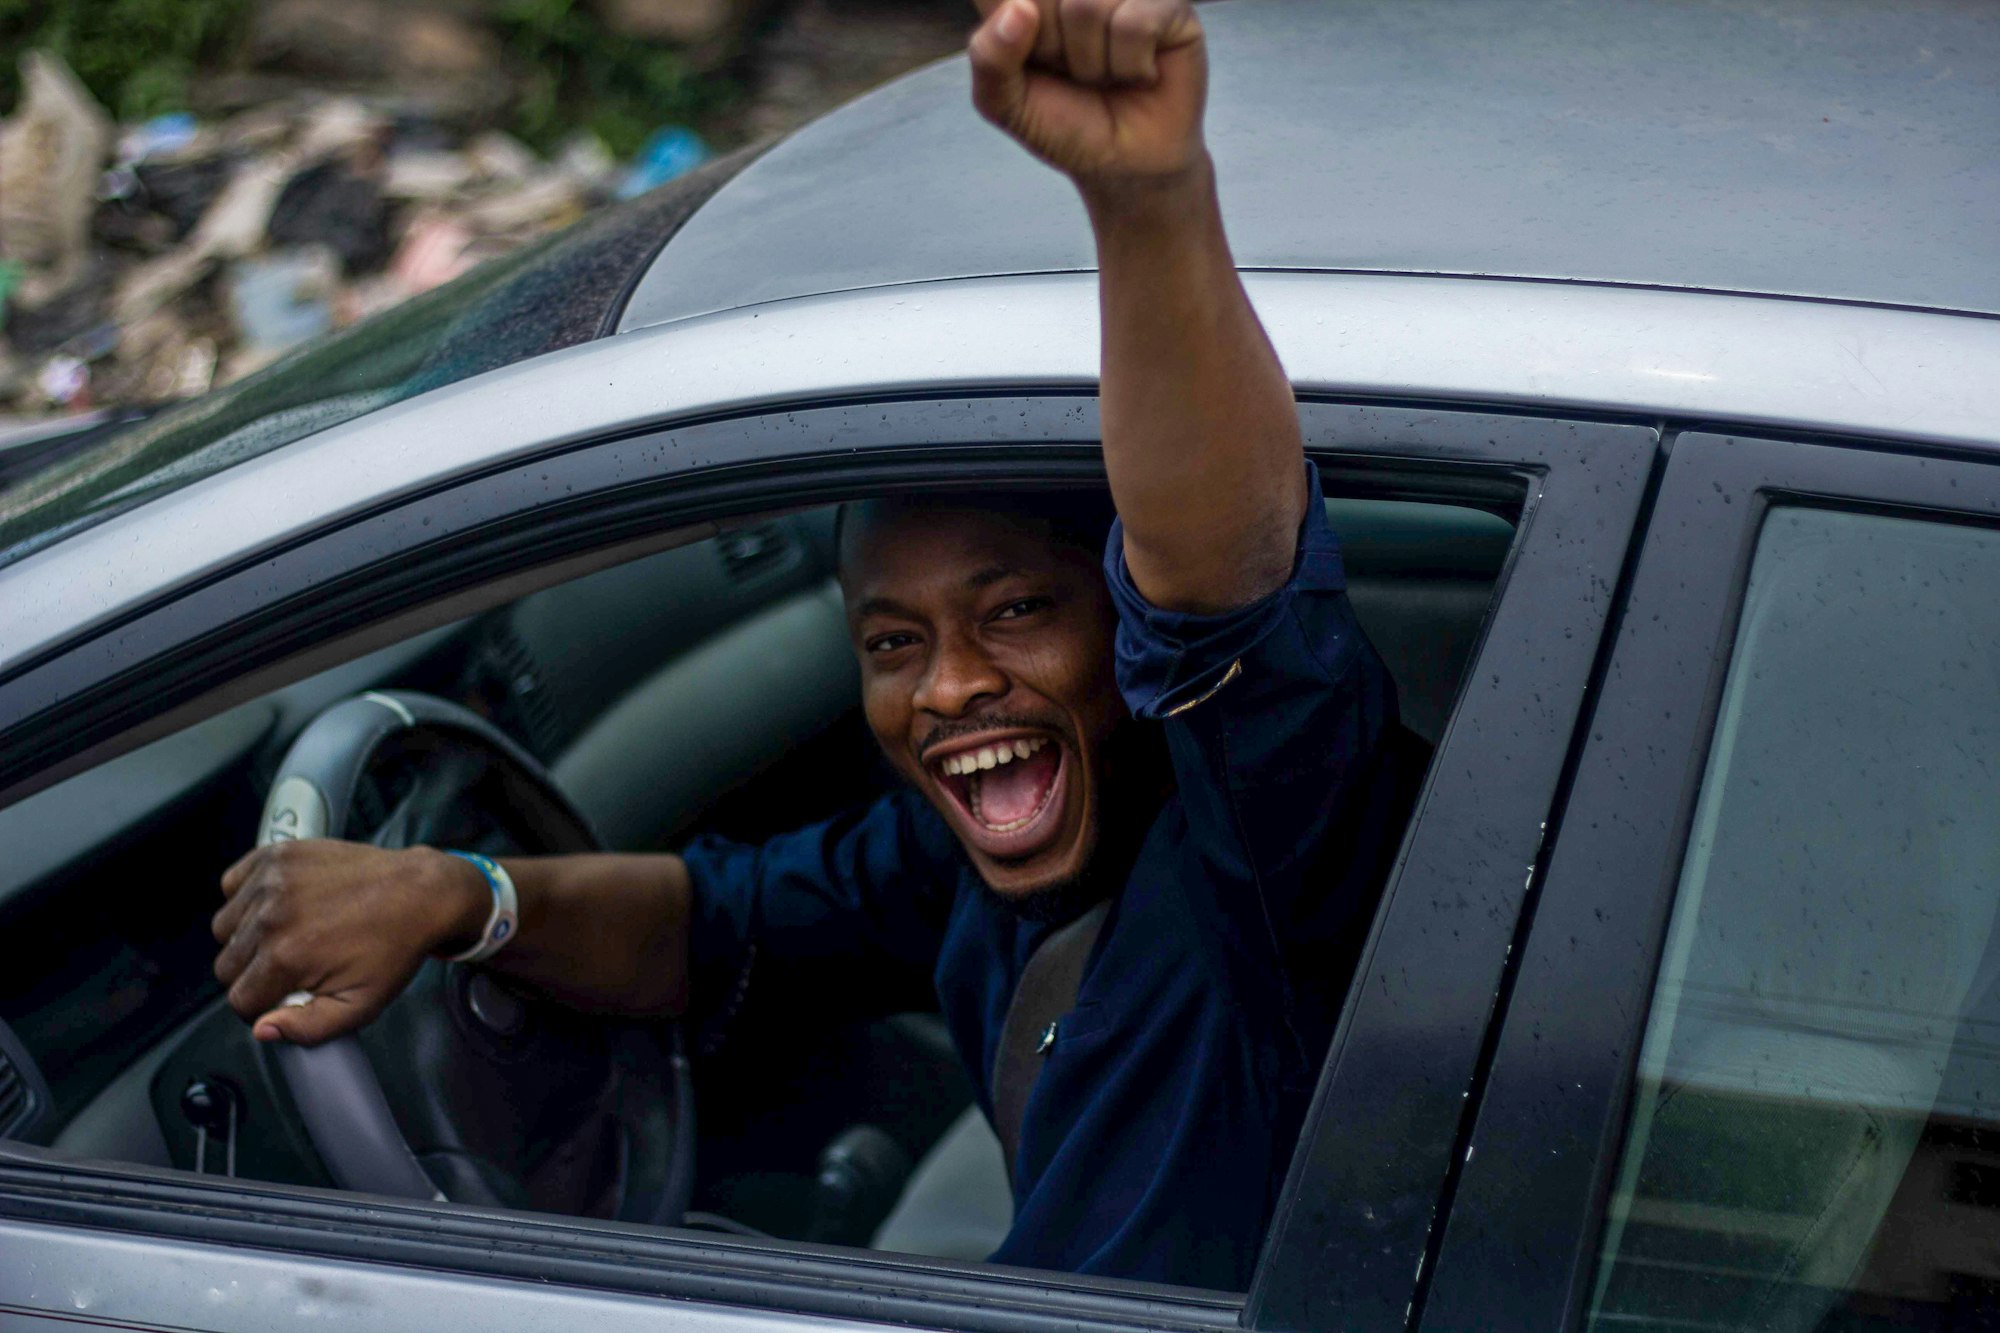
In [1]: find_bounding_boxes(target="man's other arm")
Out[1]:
[214,842,691,1046]
[969,0,1305,614]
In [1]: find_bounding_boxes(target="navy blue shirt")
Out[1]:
[680,465,1404,1290]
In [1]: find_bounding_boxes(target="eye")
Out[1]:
[992,596,1053,622]
[866,631,920,655]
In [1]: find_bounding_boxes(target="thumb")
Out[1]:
[252,992,369,1047]
[969,0,1040,131]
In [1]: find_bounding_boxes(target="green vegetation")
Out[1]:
[0,0,731,158]
[0,0,253,121]
[495,0,731,157]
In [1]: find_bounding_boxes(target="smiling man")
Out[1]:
[212,0,1412,1290]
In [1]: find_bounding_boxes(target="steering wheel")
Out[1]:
[252,690,694,1224]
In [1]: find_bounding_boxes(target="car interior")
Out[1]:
[0,482,1517,1283]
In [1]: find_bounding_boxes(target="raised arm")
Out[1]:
[969,0,1306,614]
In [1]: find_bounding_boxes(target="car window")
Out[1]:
[1588,506,2000,1330]
[4,477,1520,1301]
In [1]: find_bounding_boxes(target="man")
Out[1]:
[212,0,1411,1291]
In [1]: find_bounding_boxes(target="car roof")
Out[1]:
[624,0,2000,330]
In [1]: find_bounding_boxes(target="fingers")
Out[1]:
[212,908,264,988]
[1019,0,1192,88]
[970,0,1041,131]
[1106,0,1192,84]
[225,951,300,1027]
[220,844,264,897]
[1061,0,1111,85]
[214,839,297,941]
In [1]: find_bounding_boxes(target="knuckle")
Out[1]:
[1109,4,1150,36]
[256,894,291,930]
[265,935,300,972]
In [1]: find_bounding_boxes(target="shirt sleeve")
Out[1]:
[1104,461,1406,1066]
[678,788,962,1053]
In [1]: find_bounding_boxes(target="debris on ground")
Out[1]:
[618,126,709,199]
[0,0,970,424]
[0,50,706,419]
[0,53,114,309]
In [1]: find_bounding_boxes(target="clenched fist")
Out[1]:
[969,0,1206,188]
[212,839,486,1046]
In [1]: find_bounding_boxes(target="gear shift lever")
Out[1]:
[805,1124,913,1246]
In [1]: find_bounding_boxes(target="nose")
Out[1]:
[914,629,1008,718]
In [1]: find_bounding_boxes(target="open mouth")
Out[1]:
[928,733,1068,860]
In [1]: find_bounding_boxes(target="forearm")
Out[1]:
[1083,160,1307,614]
[439,852,692,1017]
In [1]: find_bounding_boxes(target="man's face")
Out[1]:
[843,502,1126,902]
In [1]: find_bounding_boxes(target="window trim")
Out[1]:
[0,1148,1241,1333]
[0,394,1654,1329]
[1419,431,2000,1331]
[1250,413,1658,1333]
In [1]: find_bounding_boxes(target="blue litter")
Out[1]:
[119,113,200,164]
[616,127,708,200]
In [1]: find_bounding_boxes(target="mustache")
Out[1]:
[916,713,1063,762]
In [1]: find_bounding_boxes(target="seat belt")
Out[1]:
[991,899,1110,1185]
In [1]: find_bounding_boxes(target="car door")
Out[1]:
[0,387,1652,1331]
[1421,429,2000,1330]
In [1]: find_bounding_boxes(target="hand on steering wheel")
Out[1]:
[224,690,694,1224]
[215,838,485,1046]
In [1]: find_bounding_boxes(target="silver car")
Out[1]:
[2,1,1998,1329]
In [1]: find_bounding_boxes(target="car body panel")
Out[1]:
[0,1151,1241,1333]
[0,1217,923,1333]
[1423,432,2000,1329]
[6,271,1998,688]
[626,0,2000,330]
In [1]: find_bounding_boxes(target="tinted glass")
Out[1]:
[1590,506,2000,1331]
[0,150,756,573]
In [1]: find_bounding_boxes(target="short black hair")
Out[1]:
[833,490,1116,575]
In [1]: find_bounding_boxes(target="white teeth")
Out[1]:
[938,737,1051,779]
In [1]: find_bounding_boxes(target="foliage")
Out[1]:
[0,0,729,159]
[493,0,731,158]
[0,0,252,121]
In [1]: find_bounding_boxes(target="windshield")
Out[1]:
[0,151,753,574]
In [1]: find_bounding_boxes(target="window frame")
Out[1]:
[1419,430,2000,1331]
[0,392,1655,1330]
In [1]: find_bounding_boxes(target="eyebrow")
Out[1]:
[852,565,1029,622]
[854,595,912,621]
[966,563,1024,590]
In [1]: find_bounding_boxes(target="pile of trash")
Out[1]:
[0,52,707,420]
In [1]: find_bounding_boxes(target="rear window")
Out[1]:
[0,148,758,574]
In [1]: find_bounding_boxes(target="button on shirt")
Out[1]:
[679,464,1404,1291]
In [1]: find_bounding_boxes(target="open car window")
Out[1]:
[2,479,1516,1295]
